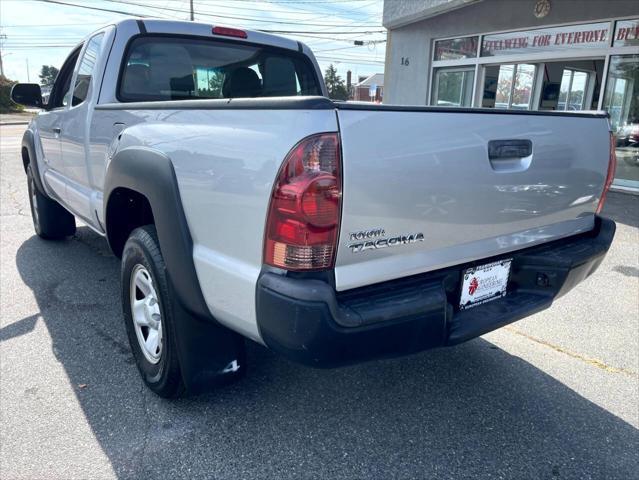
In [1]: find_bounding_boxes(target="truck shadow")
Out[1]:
[10,227,639,479]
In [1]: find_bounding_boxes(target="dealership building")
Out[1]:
[382,0,639,191]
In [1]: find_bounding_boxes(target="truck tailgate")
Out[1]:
[334,106,611,291]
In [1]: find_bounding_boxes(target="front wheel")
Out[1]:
[121,225,185,398]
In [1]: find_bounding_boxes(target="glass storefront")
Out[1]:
[559,69,588,110]
[481,63,535,109]
[604,55,639,186]
[431,67,475,107]
[430,18,639,190]
[538,60,604,111]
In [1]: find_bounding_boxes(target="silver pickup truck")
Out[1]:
[11,19,616,397]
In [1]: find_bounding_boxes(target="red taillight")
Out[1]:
[264,133,342,271]
[596,132,617,214]
[212,26,247,38]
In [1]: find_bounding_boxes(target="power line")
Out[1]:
[16,1,386,35]
[102,0,382,27]
[316,52,384,61]
[2,30,385,39]
[261,29,384,34]
[0,23,107,27]
[229,0,373,3]
[35,0,152,17]
[200,0,381,23]
[188,0,379,18]
[315,58,383,66]
[4,1,386,66]
[2,45,78,48]
[278,31,385,41]
[314,42,385,53]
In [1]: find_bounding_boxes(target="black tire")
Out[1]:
[27,164,75,239]
[121,225,185,398]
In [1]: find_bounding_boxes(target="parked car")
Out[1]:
[615,122,639,147]
[614,122,639,167]
[12,19,616,397]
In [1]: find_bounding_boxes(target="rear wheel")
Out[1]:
[121,225,185,398]
[27,164,75,239]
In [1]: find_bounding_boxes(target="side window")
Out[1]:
[48,48,81,109]
[72,33,105,106]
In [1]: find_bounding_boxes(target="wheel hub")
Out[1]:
[130,265,163,364]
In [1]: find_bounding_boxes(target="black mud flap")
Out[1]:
[168,277,246,394]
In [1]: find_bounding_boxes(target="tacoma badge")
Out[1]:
[349,228,385,241]
[348,231,424,253]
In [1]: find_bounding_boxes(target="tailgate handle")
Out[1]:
[488,139,532,159]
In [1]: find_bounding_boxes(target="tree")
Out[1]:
[323,64,348,101]
[0,75,23,113]
[197,70,225,98]
[39,65,59,87]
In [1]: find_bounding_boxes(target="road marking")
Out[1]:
[504,326,638,377]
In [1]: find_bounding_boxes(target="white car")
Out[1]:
[12,19,616,397]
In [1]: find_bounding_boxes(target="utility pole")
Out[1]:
[0,33,7,77]
[189,0,194,21]
[26,59,30,82]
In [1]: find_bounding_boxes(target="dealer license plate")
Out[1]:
[460,259,512,310]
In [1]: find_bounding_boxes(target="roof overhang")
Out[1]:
[383,0,483,29]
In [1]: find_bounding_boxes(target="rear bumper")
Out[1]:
[256,216,615,367]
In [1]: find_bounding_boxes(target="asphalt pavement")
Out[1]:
[1,123,638,479]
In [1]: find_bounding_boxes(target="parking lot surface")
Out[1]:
[1,123,638,479]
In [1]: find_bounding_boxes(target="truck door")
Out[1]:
[59,31,107,226]
[37,46,81,202]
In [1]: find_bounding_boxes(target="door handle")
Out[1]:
[52,127,61,134]
[488,139,532,159]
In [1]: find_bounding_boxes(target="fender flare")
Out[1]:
[21,129,48,196]
[104,146,210,321]
[104,146,245,393]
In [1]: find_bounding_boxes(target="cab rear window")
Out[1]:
[118,35,321,102]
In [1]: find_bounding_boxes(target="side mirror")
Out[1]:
[10,83,44,108]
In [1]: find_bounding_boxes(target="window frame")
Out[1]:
[70,32,106,108]
[503,63,536,110]
[115,33,323,103]
[433,36,479,62]
[431,66,475,107]
[557,68,591,111]
[47,45,82,110]
[603,54,639,129]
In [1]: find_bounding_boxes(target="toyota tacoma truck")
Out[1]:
[11,19,616,397]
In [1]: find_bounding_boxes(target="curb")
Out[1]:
[0,122,30,126]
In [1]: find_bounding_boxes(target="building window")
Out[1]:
[537,61,603,111]
[431,67,475,107]
[613,19,639,47]
[558,69,589,111]
[434,36,478,60]
[604,55,639,186]
[482,64,535,109]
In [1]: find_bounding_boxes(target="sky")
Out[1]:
[0,0,386,85]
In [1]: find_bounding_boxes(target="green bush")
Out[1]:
[0,75,24,114]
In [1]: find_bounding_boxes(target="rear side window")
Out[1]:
[118,36,321,102]
[72,33,104,106]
